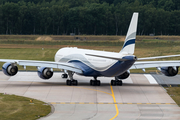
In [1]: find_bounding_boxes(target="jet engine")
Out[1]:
[116,71,130,79]
[38,67,53,79]
[2,63,18,76]
[160,67,179,77]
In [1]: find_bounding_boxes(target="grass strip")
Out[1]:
[166,86,180,106]
[0,93,51,120]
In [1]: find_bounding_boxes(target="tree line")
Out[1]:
[0,0,180,35]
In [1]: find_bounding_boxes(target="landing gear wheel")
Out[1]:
[111,80,122,86]
[97,80,101,86]
[90,80,93,85]
[117,80,122,86]
[90,80,101,86]
[111,80,116,86]
[66,80,78,86]
[92,81,95,86]
[62,74,68,78]
[66,80,71,86]
[72,80,78,86]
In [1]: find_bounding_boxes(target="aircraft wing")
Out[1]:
[131,61,180,69]
[0,59,83,74]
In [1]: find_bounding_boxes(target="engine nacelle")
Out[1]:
[161,67,179,77]
[116,71,130,79]
[38,67,53,79]
[2,63,18,76]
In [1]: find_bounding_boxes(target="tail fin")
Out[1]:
[120,12,139,55]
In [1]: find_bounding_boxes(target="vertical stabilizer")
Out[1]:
[120,12,138,55]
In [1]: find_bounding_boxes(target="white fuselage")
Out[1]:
[55,47,120,69]
[54,47,135,77]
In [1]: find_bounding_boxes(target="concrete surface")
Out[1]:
[0,71,180,120]
[152,74,180,86]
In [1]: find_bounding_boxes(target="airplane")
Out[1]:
[1,12,180,86]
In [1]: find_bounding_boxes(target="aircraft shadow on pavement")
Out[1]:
[4,82,161,87]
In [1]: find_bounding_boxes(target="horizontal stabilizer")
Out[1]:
[138,54,180,61]
[131,61,180,69]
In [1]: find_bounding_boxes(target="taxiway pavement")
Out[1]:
[0,71,180,120]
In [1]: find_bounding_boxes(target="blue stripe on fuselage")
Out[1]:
[69,56,135,77]
[101,60,135,77]
[123,39,135,48]
[69,60,100,76]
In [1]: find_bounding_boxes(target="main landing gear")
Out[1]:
[90,77,101,86]
[66,79,78,86]
[62,72,122,86]
[111,77,123,86]
[65,71,78,86]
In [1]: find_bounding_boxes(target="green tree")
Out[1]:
[164,0,175,11]
[2,2,19,34]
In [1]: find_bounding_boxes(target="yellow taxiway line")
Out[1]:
[109,85,119,120]
[68,85,119,119]
[63,84,175,120]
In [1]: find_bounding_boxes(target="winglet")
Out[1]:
[120,12,139,55]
